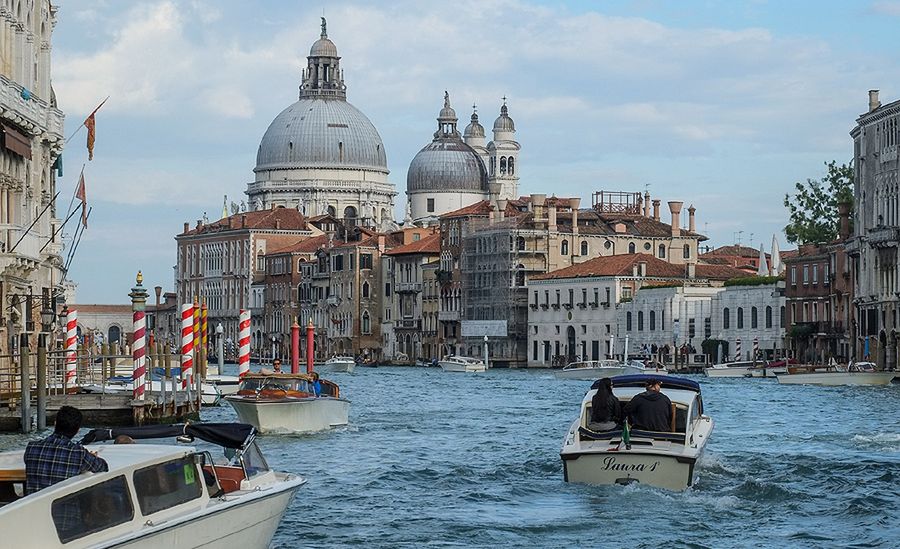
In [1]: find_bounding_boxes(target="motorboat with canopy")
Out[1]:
[776,361,897,386]
[0,423,304,548]
[318,356,356,373]
[555,359,668,380]
[560,374,713,491]
[438,356,487,373]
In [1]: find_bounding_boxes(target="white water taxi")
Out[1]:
[438,356,487,373]
[225,373,350,434]
[704,360,790,378]
[555,359,667,380]
[0,423,304,548]
[82,371,222,406]
[318,356,356,373]
[776,362,896,386]
[560,374,713,491]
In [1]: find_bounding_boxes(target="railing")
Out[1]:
[326,295,340,307]
[395,319,421,329]
[397,282,423,293]
[438,310,459,322]
[0,73,64,138]
[868,226,900,247]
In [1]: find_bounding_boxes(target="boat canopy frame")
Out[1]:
[600,374,701,393]
[81,423,256,449]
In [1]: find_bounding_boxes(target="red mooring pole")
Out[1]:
[306,318,315,374]
[291,321,300,374]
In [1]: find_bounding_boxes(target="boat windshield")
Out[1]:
[239,441,270,480]
[133,455,203,516]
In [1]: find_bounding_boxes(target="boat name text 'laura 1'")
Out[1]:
[602,456,660,472]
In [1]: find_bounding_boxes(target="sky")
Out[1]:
[52,0,900,303]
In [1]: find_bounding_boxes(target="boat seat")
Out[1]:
[204,465,246,494]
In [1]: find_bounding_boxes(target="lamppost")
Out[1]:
[271,334,276,365]
[38,302,54,430]
[483,335,489,369]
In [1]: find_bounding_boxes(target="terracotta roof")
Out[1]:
[268,234,330,255]
[700,245,766,258]
[385,232,441,255]
[180,208,309,236]
[439,200,520,219]
[532,253,746,281]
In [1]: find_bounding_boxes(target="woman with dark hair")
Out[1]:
[588,378,622,432]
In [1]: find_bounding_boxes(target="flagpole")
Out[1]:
[64,96,109,145]
[64,208,85,267]
[64,207,92,273]
[39,204,83,253]
[8,191,60,253]
[64,165,86,221]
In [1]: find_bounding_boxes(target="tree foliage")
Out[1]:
[783,161,854,244]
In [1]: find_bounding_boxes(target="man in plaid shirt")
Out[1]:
[24,406,108,494]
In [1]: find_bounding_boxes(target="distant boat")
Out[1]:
[438,356,487,373]
[555,359,668,380]
[318,356,356,373]
[82,370,222,406]
[776,361,896,386]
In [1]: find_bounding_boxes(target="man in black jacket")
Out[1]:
[623,379,672,431]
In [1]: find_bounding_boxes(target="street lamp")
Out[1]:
[483,335,489,369]
[271,334,276,365]
[215,322,224,374]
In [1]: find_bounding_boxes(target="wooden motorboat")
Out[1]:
[776,361,896,386]
[438,356,487,373]
[318,356,356,373]
[556,359,668,380]
[224,373,350,434]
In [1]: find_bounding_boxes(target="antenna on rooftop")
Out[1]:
[734,230,743,245]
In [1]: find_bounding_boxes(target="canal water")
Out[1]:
[4,366,900,547]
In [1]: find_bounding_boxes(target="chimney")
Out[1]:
[643,192,651,217]
[569,198,581,235]
[183,222,189,234]
[652,200,661,221]
[275,218,282,230]
[532,193,547,220]
[241,214,247,228]
[688,205,696,232]
[196,219,202,229]
[869,89,881,112]
[687,262,696,279]
[668,201,683,237]
[271,202,277,210]
[378,234,386,252]
[498,199,508,220]
[548,203,557,232]
[838,201,851,240]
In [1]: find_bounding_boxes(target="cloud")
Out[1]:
[872,1,900,16]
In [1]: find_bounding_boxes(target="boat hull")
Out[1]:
[439,361,486,373]
[205,375,241,396]
[318,360,355,373]
[82,380,221,406]
[555,364,668,380]
[561,450,696,491]
[98,479,302,549]
[225,396,350,434]
[775,372,896,386]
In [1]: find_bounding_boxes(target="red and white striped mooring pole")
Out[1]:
[130,271,149,401]
[735,337,742,361]
[238,309,251,377]
[181,303,194,390]
[65,308,78,388]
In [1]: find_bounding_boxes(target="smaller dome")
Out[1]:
[464,110,484,139]
[493,103,515,132]
[310,37,338,57]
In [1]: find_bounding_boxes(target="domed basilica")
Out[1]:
[407,92,521,221]
[247,19,397,228]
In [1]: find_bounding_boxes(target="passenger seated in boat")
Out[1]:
[24,406,109,494]
[623,379,672,432]
[310,372,322,397]
[587,378,621,432]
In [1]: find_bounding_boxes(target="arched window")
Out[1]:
[580,241,588,256]
[326,205,336,218]
[683,244,690,259]
[108,325,121,344]
[561,240,569,255]
[637,311,644,331]
[628,242,636,254]
[626,312,633,331]
[344,205,357,219]
[658,244,666,258]
[737,307,744,329]
[362,281,370,298]
[723,307,730,329]
[751,306,758,329]
[500,156,507,175]
[649,310,656,331]
[765,306,772,328]
[489,157,495,176]
[516,236,526,251]
[508,157,515,175]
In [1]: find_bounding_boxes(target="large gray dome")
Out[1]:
[255,98,388,173]
[407,141,487,192]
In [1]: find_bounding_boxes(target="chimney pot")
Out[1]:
[668,201,683,237]
[548,203,558,232]
[838,201,851,240]
[652,200,661,221]
[688,205,696,233]
[569,198,581,234]
[869,89,881,112]
[241,214,247,228]
[183,222,189,234]
[643,192,651,217]
[196,219,202,229]
[275,218,282,230]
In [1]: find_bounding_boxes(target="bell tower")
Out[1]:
[487,97,520,201]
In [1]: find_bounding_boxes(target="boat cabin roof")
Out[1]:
[596,374,701,393]
[242,372,317,381]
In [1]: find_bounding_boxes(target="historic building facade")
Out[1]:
[247,19,396,229]
[848,89,900,368]
[407,93,520,222]
[0,1,65,350]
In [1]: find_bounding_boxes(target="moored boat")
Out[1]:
[318,356,356,373]
[560,374,713,491]
[0,423,304,548]
[82,370,222,406]
[555,359,667,380]
[705,359,792,378]
[438,356,487,373]
[224,373,350,434]
[776,361,896,386]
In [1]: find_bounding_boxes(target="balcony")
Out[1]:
[438,310,459,322]
[540,303,549,310]
[563,303,573,310]
[395,318,421,330]
[868,227,899,248]
[551,303,560,310]
[397,282,423,293]
[326,295,340,307]
[577,302,587,309]
[529,303,538,310]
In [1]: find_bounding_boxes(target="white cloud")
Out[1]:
[872,1,900,16]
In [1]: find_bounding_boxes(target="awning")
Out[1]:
[2,124,32,159]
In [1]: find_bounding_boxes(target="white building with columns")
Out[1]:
[407,93,520,222]
[0,0,65,349]
[247,18,396,230]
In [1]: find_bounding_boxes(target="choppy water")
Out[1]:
[4,366,900,548]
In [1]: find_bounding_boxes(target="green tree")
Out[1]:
[783,161,854,244]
